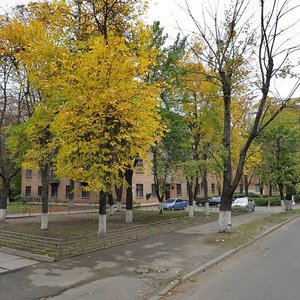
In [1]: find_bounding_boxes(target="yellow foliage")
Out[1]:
[3,0,162,191]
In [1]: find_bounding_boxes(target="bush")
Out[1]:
[248,193,261,198]
[13,195,41,204]
[254,197,280,206]
[233,193,261,199]
[233,193,245,198]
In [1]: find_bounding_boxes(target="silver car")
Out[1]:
[232,197,255,212]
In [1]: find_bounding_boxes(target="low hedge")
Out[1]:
[253,197,280,206]
[12,195,41,204]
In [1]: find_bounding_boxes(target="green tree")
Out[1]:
[258,109,300,211]
[185,0,300,231]
[148,22,189,213]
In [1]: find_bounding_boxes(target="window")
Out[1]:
[176,184,182,195]
[81,182,90,198]
[25,169,32,179]
[66,185,70,198]
[51,183,58,198]
[25,186,31,196]
[136,184,143,198]
[151,184,157,197]
[38,186,42,197]
[211,183,216,194]
[135,159,143,173]
[82,189,90,198]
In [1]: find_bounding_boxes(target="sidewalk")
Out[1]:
[0,252,37,274]
[0,207,285,300]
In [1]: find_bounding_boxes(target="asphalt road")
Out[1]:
[168,216,300,300]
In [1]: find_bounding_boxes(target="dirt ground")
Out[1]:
[1,210,218,238]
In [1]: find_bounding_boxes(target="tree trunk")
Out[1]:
[0,178,9,222]
[115,184,123,211]
[108,193,114,216]
[69,179,75,207]
[219,83,234,232]
[219,182,233,232]
[268,185,273,197]
[202,171,209,215]
[259,180,264,196]
[244,174,249,196]
[187,179,194,218]
[40,165,50,230]
[239,176,244,193]
[125,168,133,223]
[278,183,286,213]
[98,190,107,235]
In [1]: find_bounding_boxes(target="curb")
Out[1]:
[150,214,300,300]
[0,247,56,262]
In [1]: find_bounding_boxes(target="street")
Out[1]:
[0,207,295,300]
[167,216,300,300]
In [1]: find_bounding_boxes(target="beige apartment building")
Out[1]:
[21,155,266,205]
[21,159,227,205]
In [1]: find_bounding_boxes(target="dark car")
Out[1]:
[198,196,221,207]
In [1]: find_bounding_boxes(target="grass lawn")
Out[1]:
[0,209,218,239]
[206,209,300,248]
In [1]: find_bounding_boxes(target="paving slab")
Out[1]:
[0,252,37,273]
[0,258,37,270]
[0,252,21,263]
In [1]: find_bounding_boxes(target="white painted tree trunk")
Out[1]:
[7,197,9,204]
[205,202,210,215]
[98,214,106,235]
[0,209,7,222]
[126,209,133,223]
[281,200,286,213]
[109,205,114,216]
[218,211,232,232]
[189,205,194,218]
[193,200,196,210]
[116,202,122,212]
[286,200,292,211]
[158,202,163,212]
[41,213,49,230]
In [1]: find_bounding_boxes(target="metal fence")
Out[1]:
[0,214,214,260]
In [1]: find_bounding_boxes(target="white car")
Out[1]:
[232,197,255,212]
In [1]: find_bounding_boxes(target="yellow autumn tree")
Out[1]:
[6,0,162,232]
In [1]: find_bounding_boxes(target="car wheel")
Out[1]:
[252,206,255,212]
[183,205,186,210]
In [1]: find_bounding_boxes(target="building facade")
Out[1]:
[21,159,225,205]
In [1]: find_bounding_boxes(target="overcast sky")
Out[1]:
[1,0,300,97]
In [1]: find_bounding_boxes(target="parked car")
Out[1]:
[198,196,221,207]
[163,198,188,210]
[232,197,255,212]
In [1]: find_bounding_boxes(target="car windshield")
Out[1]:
[211,197,220,201]
[165,199,175,203]
[234,198,248,204]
